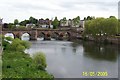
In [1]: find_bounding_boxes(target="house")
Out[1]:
[26,24,35,28]
[59,19,85,28]
[80,20,85,28]
[38,19,53,28]
[59,19,72,28]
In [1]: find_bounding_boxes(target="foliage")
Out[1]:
[2,51,53,78]
[29,16,38,24]
[19,20,30,26]
[14,19,19,25]
[84,17,118,37]
[2,36,12,50]
[19,17,38,27]
[8,23,16,29]
[73,16,80,27]
[61,17,67,26]
[2,37,31,52]
[17,26,26,29]
[32,52,47,70]
[84,16,95,20]
[5,36,14,41]
[52,17,59,29]
[118,19,120,33]
[2,37,53,78]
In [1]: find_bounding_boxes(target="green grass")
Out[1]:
[2,51,53,79]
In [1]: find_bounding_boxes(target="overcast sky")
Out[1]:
[0,0,119,23]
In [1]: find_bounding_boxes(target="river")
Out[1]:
[26,39,120,78]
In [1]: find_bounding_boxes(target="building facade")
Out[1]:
[38,19,53,28]
[60,19,84,28]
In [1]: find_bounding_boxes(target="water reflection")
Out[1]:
[26,40,119,78]
[4,33,14,39]
[82,41,118,61]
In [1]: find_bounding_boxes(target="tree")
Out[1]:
[84,17,118,37]
[3,37,31,52]
[86,16,95,20]
[109,16,116,19]
[29,16,38,24]
[8,23,15,29]
[61,17,67,26]
[14,19,19,25]
[52,17,59,29]
[118,19,120,33]
[3,23,8,28]
[73,16,80,27]
[19,20,30,26]
[33,52,47,70]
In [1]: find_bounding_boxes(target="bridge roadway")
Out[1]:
[1,28,83,40]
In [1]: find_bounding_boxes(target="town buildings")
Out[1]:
[38,19,53,28]
[60,19,85,28]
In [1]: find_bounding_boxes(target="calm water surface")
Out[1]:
[26,40,119,78]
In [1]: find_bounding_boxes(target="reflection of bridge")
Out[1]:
[1,28,84,40]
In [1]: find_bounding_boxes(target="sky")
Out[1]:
[0,0,119,23]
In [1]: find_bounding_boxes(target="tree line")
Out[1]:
[84,16,119,37]
[3,16,82,29]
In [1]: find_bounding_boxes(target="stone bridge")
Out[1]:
[1,28,84,40]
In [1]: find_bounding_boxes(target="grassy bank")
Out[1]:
[2,51,53,79]
[2,36,53,79]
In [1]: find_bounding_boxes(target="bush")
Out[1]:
[32,52,47,70]
[3,38,31,52]
[2,51,53,78]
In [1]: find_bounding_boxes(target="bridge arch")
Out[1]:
[65,32,71,37]
[21,32,30,41]
[39,32,45,38]
[4,32,15,39]
[65,32,71,40]
[51,32,59,40]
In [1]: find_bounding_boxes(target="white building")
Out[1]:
[26,24,35,28]
[60,19,85,28]
[38,19,53,29]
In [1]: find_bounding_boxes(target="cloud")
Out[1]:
[0,0,119,23]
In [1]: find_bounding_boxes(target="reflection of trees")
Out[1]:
[83,41,118,61]
[71,41,83,55]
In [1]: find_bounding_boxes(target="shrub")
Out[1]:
[3,38,31,52]
[32,52,47,70]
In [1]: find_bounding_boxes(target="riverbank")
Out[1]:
[2,50,54,79]
[80,35,120,45]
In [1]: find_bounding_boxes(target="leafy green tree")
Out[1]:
[61,17,67,26]
[33,52,47,70]
[29,16,38,24]
[17,26,26,29]
[109,16,116,19]
[73,16,80,27]
[84,17,118,37]
[118,19,120,33]
[52,17,59,29]
[19,20,30,26]
[8,23,15,29]
[3,38,31,52]
[14,19,19,25]
[86,16,95,20]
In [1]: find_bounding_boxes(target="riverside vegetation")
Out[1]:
[2,36,53,79]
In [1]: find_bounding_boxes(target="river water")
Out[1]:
[26,40,120,78]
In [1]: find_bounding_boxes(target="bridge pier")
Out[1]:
[44,33,51,40]
[30,30,37,40]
